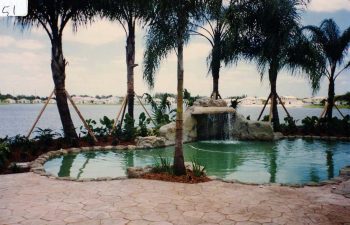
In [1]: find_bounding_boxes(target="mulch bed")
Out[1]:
[141,169,211,184]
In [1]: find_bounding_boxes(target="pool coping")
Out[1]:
[29,136,350,186]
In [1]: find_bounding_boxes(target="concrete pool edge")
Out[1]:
[29,136,350,186]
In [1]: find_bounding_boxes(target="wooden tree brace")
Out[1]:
[257,93,272,121]
[26,89,55,139]
[276,94,291,118]
[65,90,98,143]
[135,92,157,127]
[112,94,128,132]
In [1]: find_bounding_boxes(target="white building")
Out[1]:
[240,97,265,105]
[17,98,30,104]
[312,96,326,105]
[3,98,16,104]
[280,96,303,106]
[47,99,56,104]
[105,96,121,105]
[32,99,42,104]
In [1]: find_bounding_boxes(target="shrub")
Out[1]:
[143,93,176,130]
[262,115,270,122]
[121,113,137,141]
[183,89,199,107]
[95,116,114,138]
[280,117,298,134]
[137,112,150,137]
[152,155,172,174]
[80,119,98,145]
[191,158,206,177]
[34,128,59,146]
[0,142,10,170]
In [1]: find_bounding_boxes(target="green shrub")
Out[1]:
[34,128,59,146]
[302,116,318,134]
[0,142,10,170]
[191,158,206,177]
[122,113,137,141]
[7,135,35,159]
[143,93,176,130]
[80,119,98,144]
[152,155,172,174]
[262,115,270,122]
[137,112,150,137]
[95,116,114,138]
[183,89,199,107]
[280,117,298,134]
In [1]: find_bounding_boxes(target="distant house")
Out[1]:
[32,99,42,104]
[240,97,265,105]
[280,96,303,106]
[105,96,121,105]
[312,96,326,105]
[3,98,16,104]
[44,99,56,104]
[17,98,30,104]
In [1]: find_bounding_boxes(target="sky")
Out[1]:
[0,0,349,98]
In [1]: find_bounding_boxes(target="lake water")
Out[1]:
[44,139,350,184]
[0,104,349,138]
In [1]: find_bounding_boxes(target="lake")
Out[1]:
[0,104,349,138]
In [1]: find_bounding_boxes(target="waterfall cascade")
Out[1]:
[195,112,236,141]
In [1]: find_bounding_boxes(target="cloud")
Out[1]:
[62,19,126,46]
[0,35,46,50]
[15,39,45,50]
[0,35,15,48]
[307,0,350,12]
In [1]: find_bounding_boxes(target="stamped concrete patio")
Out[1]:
[0,173,350,225]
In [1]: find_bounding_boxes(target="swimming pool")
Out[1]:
[44,139,350,184]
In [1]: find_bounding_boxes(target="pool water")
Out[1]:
[44,139,350,184]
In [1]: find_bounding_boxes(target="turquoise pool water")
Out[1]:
[44,139,350,184]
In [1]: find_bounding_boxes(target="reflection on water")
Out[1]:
[45,139,350,184]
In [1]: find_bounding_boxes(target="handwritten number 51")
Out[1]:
[2,5,16,16]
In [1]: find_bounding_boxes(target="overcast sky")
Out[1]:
[0,0,349,98]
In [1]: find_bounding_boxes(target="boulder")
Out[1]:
[135,136,166,148]
[231,114,274,141]
[127,166,152,178]
[159,107,197,143]
[193,97,227,107]
[232,113,274,141]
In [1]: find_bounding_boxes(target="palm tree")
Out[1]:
[190,0,241,99]
[304,19,350,120]
[99,0,152,119]
[143,0,201,175]
[15,0,96,140]
[240,0,322,131]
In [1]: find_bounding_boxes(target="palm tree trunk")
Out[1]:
[51,36,78,140]
[174,40,186,176]
[325,65,336,120]
[126,20,136,119]
[211,40,221,100]
[269,64,280,131]
[212,76,219,99]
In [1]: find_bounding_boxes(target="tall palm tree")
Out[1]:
[99,0,152,119]
[190,0,240,99]
[304,19,350,120]
[15,0,96,140]
[143,0,201,175]
[240,0,322,131]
